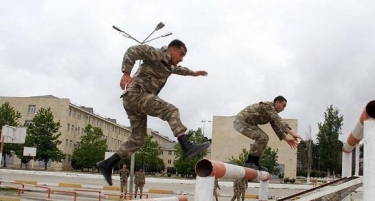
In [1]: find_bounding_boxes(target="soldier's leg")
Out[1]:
[235,192,241,201]
[120,181,124,193]
[139,185,143,198]
[124,181,128,195]
[134,185,138,198]
[97,114,147,186]
[234,120,268,170]
[97,93,148,186]
[139,93,211,161]
[241,190,245,201]
[230,194,236,201]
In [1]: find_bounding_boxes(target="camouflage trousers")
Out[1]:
[233,118,269,157]
[230,190,245,201]
[117,89,187,158]
[135,183,144,197]
[120,180,128,194]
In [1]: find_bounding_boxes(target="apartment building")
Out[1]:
[0,95,174,171]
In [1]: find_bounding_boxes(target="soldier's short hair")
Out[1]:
[274,96,287,103]
[168,39,187,52]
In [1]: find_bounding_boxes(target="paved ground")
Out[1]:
[0,169,363,200]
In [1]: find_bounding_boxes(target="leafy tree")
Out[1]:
[174,128,208,177]
[316,105,343,177]
[27,108,65,170]
[71,124,107,171]
[259,147,280,175]
[228,148,249,166]
[0,102,22,167]
[135,135,164,173]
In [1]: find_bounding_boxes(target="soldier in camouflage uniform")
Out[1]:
[97,40,211,186]
[233,96,302,170]
[134,169,145,199]
[213,178,220,201]
[230,179,248,201]
[119,164,130,196]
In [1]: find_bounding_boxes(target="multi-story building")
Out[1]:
[211,116,298,179]
[0,95,174,171]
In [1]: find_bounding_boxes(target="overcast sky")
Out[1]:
[1,0,374,143]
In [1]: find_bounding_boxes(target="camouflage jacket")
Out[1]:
[122,44,194,95]
[236,101,290,140]
[119,169,130,180]
[134,172,145,185]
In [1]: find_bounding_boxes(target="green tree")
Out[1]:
[228,148,249,166]
[135,135,164,173]
[259,147,280,175]
[174,129,208,177]
[71,124,107,171]
[0,102,22,167]
[27,108,65,170]
[316,105,343,177]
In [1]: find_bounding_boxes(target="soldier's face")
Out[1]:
[275,101,287,113]
[169,47,186,66]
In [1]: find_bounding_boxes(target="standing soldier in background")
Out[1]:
[119,164,130,197]
[231,179,248,201]
[233,96,302,170]
[97,39,211,186]
[213,178,221,201]
[134,169,146,199]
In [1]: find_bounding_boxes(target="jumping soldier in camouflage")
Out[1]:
[119,164,130,196]
[97,39,211,186]
[230,179,248,201]
[233,96,302,170]
[134,169,145,199]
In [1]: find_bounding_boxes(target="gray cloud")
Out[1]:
[1,0,374,143]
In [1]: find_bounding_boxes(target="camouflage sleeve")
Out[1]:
[121,44,160,73]
[172,65,194,76]
[263,104,289,140]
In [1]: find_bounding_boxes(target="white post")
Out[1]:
[364,120,375,201]
[194,176,214,201]
[258,180,269,201]
[341,151,352,201]
[355,144,360,176]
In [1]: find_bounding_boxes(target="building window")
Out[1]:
[81,128,84,135]
[168,160,171,164]
[72,110,75,117]
[168,151,172,155]
[77,127,80,135]
[77,113,81,120]
[65,139,68,147]
[69,140,73,147]
[25,120,34,127]
[28,105,36,114]
[69,109,72,116]
[67,123,70,132]
[71,125,74,133]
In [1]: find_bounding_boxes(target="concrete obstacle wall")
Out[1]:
[194,159,270,201]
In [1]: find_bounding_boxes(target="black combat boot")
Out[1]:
[254,157,268,171]
[244,154,259,170]
[178,134,211,161]
[96,153,121,186]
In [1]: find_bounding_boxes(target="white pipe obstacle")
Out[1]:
[341,100,375,201]
[137,196,188,201]
[194,159,270,201]
[363,120,375,201]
